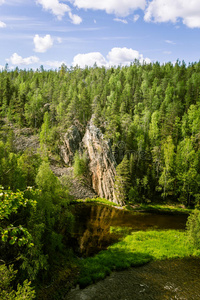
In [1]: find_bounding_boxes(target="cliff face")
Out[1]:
[60,122,83,166]
[61,117,120,204]
[82,118,117,203]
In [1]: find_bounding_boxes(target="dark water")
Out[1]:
[66,204,200,300]
[70,203,188,257]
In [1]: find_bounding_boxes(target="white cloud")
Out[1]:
[68,11,82,24]
[144,0,200,28]
[0,21,6,28]
[44,60,66,68]
[34,34,53,53]
[0,0,5,4]
[107,47,150,66]
[36,0,70,20]
[36,0,82,24]
[72,0,146,17]
[163,51,172,54]
[165,40,176,45]
[113,18,128,24]
[72,47,151,68]
[0,64,4,70]
[133,14,140,22]
[73,52,107,68]
[7,53,39,65]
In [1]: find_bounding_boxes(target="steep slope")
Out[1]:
[61,117,120,204]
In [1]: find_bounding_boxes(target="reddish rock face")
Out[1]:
[60,117,122,205]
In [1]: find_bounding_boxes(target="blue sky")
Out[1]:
[1,0,200,69]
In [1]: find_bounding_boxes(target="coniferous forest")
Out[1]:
[1,61,200,298]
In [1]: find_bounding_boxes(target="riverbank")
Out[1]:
[66,257,200,300]
[77,229,200,288]
[74,198,192,214]
[40,201,198,299]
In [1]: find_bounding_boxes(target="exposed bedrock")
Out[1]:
[61,117,121,204]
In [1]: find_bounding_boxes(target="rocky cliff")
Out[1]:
[61,117,120,204]
[60,121,84,166]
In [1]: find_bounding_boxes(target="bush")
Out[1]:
[186,209,200,248]
[73,151,88,178]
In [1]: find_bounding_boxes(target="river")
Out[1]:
[70,203,188,257]
[66,203,200,300]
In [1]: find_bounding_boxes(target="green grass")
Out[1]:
[110,226,133,235]
[128,203,192,214]
[75,197,119,207]
[74,198,192,214]
[77,229,200,288]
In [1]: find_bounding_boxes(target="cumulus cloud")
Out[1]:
[113,18,128,24]
[0,21,6,28]
[7,53,39,65]
[0,0,5,5]
[107,47,150,66]
[72,0,146,17]
[73,52,107,68]
[144,0,200,28]
[35,0,200,28]
[36,0,70,20]
[34,34,53,53]
[68,12,82,24]
[72,47,151,68]
[36,0,82,24]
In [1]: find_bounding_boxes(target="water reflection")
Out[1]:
[71,204,188,257]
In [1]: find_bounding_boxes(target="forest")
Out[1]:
[1,60,200,298]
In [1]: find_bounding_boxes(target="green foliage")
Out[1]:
[2,61,200,296]
[35,161,69,206]
[0,186,36,221]
[1,62,200,205]
[0,186,36,247]
[20,160,74,282]
[36,161,58,194]
[76,197,119,206]
[114,155,131,204]
[0,264,35,300]
[73,151,88,178]
[78,229,197,288]
[186,209,200,248]
[159,136,175,199]
[40,111,50,145]
[17,148,41,188]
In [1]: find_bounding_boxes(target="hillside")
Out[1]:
[1,61,200,206]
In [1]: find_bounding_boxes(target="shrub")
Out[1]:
[186,209,200,248]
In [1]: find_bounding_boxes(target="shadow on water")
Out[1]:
[70,203,188,257]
